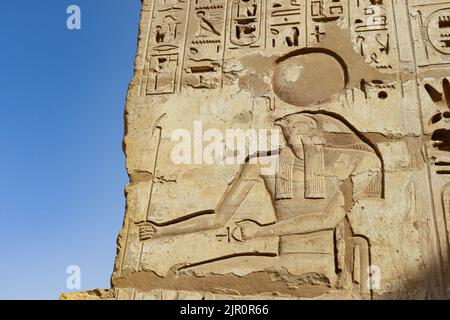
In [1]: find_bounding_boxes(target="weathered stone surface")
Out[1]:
[60,288,357,300]
[60,289,115,300]
[65,0,450,300]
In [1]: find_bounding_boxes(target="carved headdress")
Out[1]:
[274,112,383,200]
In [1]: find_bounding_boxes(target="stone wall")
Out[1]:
[66,0,450,300]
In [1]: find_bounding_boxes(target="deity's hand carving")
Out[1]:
[136,221,158,241]
[235,220,261,241]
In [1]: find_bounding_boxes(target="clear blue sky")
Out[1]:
[0,1,140,299]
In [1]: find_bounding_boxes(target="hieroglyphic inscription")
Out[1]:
[229,0,263,47]
[141,0,407,96]
[422,78,450,183]
[351,0,393,70]
[182,0,227,89]
[107,0,450,301]
[351,0,399,101]
[306,0,349,44]
[267,0,304,50]
[142,0,190,95]
[410,2,450,67]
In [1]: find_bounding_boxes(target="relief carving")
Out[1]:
[141,0,189,95]
[136,112,383,297]
[351,0,396,72]
[268,0,303,49]
[68,0,450,300]
[182,0,226,89]
[230,0,262,47]
[411,2,450,67]
[425,78,450,154]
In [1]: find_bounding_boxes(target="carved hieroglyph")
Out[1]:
[66,0,450,300]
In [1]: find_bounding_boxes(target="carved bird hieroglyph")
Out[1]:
[195,11,221,37]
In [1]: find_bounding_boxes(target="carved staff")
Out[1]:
[146,113,166,222]
[135,114,167,272]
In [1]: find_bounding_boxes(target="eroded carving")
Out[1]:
[411,3,450,67]
[141,0,189,95]
[182,0,226,89]
[137,112,383,297]
[230,0,262,47]
[268,0,303,49]
[86,0,450,301]
[351,1,395,71]
[425,78,450,153]
[272,49,348,107]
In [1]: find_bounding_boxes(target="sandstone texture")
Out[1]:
[65,0,450,300]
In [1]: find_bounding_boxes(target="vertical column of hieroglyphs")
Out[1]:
[181,0,228,89]
[306,0,349,45]
[141,0,190,96]
[225,0,266,58]
[409,0,450,290]
[266,0,306,52]
[349,0,399,100]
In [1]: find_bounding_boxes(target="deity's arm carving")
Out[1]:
[139,163,260,240]
[238,192,346,240]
